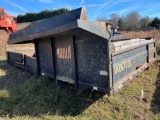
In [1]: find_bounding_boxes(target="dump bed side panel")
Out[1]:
[7,52,23,63]
[75,31,109,91]
[7,52,38,74]
[24,55,37,74]
[112,46,147,84]
[35,38,54,77]
[112,41,156,93]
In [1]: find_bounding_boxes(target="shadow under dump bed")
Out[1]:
[7,7,156,95]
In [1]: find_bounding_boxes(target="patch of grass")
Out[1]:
[0,90,9,98]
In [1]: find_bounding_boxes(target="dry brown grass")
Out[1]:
[16,22,31,30]
[0,31,8,57]
[6,44,35,56]
[122,30,160,41]
[0,22,34,57]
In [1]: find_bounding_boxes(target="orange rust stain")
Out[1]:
[81,8,87,20]
[56,45,71,59]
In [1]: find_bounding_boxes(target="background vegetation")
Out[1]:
[16,8,70,23]
[96,12,160,30]
[16,8,160,30]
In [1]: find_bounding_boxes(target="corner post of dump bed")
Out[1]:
[106,23,113,95]
[51,37,57,81]
[146,43,150,70]
[108,39,113,95]
[154,39,157,58]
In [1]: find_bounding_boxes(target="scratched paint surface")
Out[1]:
[24,55,37,74]
[55,36,75,81]
[36,38,54,77]
[112,46,148,84]
[76,31,109,89]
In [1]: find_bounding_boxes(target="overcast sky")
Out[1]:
[1,0,160,20]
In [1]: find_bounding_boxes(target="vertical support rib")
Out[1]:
[73,35,79,92]
[154,41,157,58]
[146,44,150,70]
[106,23,113,95]
[34,40,40,75]
[51,37,57,81]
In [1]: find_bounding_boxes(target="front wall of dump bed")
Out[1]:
[54,36,75,83]
[36,38,54,77]
[112,43,156,84]
[75,32,109,90]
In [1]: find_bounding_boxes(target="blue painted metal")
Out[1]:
[112,46,147,84]
[7,52,23,63]
[24,55,37,74]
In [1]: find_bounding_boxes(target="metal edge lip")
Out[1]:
[112,41,156,56]
[8,21,79,44]
[77,19,110,40]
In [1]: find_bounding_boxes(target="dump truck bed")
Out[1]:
[7,7,156,95]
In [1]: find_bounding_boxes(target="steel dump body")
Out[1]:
[111,38,156,94]
[7,7,156,95]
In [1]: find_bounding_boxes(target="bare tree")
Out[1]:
[125,12,140,30]
[96,16,108,22]
[109,13,120,26]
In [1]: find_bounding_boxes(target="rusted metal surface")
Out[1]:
[7,7,157,95]
[54,36,76,84]
[33,31,110,92]
[80,7,87,20]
